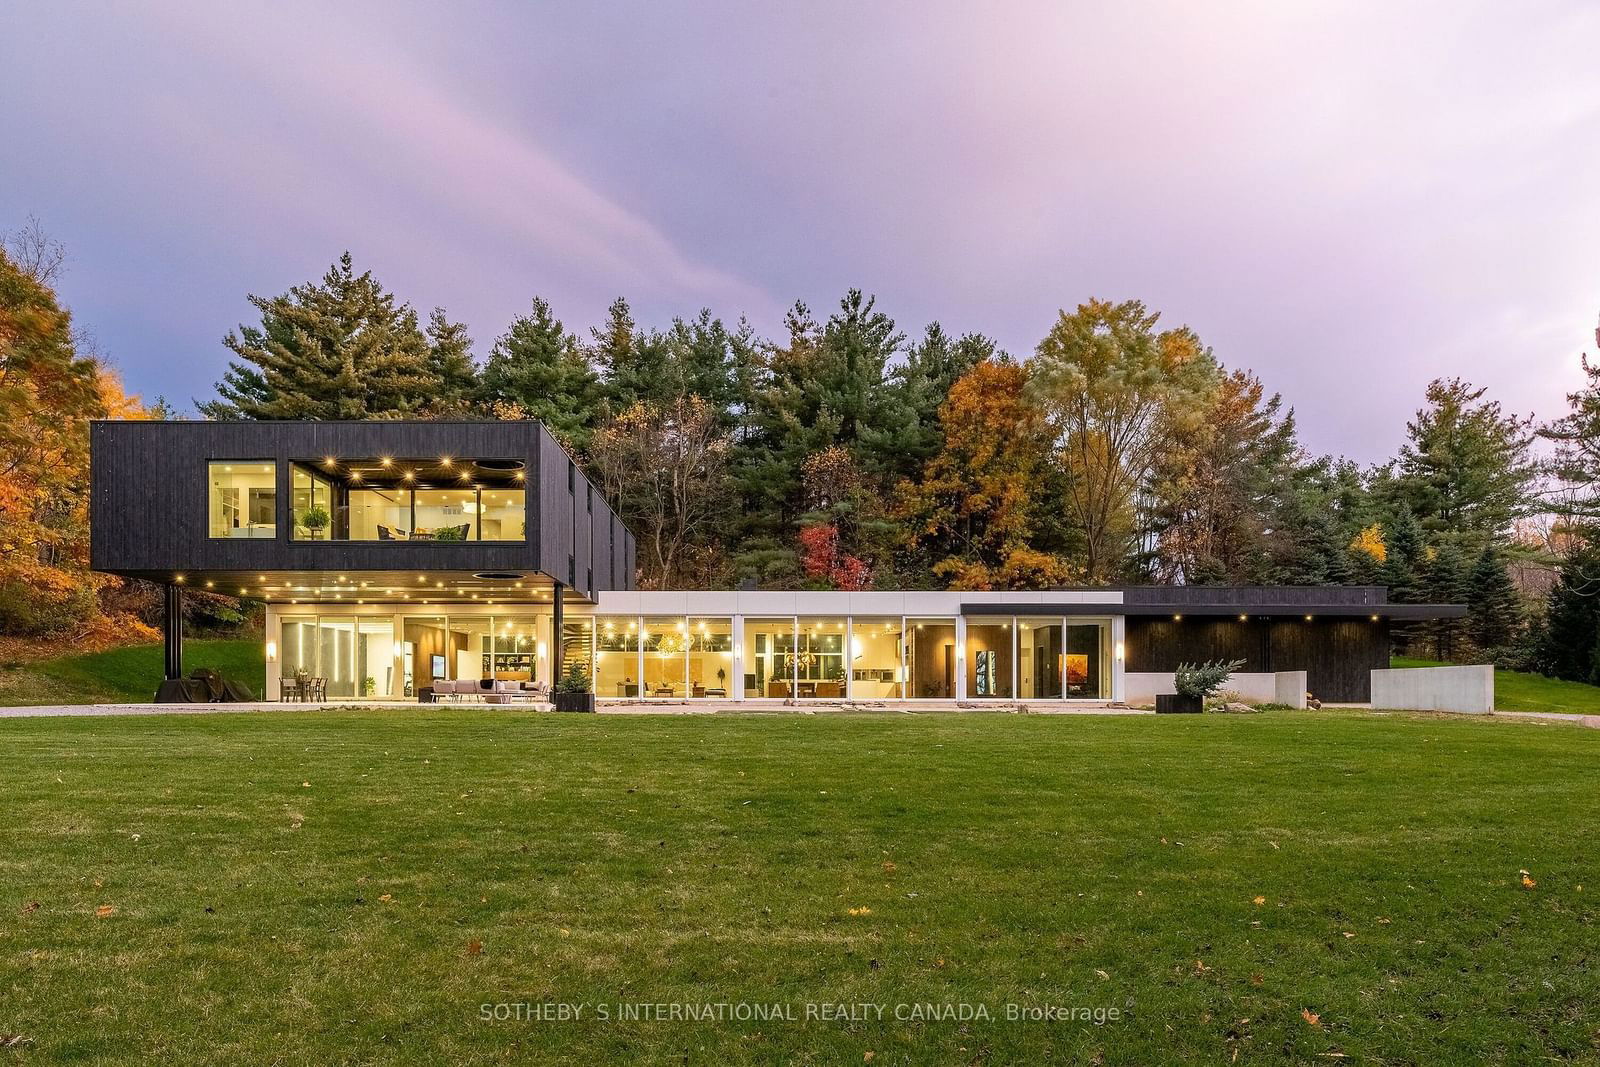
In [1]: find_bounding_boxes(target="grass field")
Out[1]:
[0,639,264,706]
[1,709,1595,1063]
[1392,656,1600,716]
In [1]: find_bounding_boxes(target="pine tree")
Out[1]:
[1380,508,1427,651]
[893,323,993,473]
[480,297,602,449]
[1537,546,1600,682]
[425,308,478,413]
[1387,378,1536,551]
[202,253,443,419]
[590,297,670,412]
[1465,545,1522,656]
[1422,542,1469,660]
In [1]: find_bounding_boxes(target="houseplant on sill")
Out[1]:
[1158,659,1244,713]
[552,663,595,713]
[300,506,330,540]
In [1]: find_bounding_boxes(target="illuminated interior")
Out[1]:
[208,461,276,539]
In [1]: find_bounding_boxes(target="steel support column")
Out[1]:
[164,583,184,680]
[552,582,565,680]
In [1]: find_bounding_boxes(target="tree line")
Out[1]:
[11,241,1600,684]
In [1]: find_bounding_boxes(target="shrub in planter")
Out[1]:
[552,663,595,713]
[1157,658,1246,714]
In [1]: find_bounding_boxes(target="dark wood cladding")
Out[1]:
[90,420,635,595]
[1125,617,1390,702]
[1120,586,1387,606]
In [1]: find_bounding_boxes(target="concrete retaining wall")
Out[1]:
[1126,671,1306,708]
[1369,665,1494,713]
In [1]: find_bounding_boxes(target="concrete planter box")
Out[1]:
[1155,693,1203,714]
[552,692,596,713]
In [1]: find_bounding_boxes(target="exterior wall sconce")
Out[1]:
[265,641,277,662]
[1114,641,1125,661]
[537,641,548,660]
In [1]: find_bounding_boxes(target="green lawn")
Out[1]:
[1391,656,1600,716]
[0,639,263,706]
[1,710,1595,1064]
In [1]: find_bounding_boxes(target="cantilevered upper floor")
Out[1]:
[89,420,635,603]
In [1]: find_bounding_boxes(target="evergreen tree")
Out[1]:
[590,297,671,412]
[662,309,743,430]
[1385,377,1536,551]
[1465,545,1522,656]
[480,297,603,450]
[1381,508,1427,651]
[202,253,443,419]
[1535,545,1600,683]
[1422,541,1469,660]
[892,323,993,473]
[425,308,478,413]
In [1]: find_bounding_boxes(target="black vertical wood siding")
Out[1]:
[1125,616,1389,702]
[90,420,634,592]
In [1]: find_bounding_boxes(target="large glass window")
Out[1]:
[209,461,276,539]
[413,488,476,541]
[642,616,688,697]
[281,617,317,680]
[292,466,332,541]
[493,617,540,681]
[349,488,413,541]
[965,620,1014,699]
[851,618,903,699]
[290,459,525,541]
[479,489,526,541]
[403,616,449,692]
[907,618,956,699]
[1018,617,1064,700]
[595,616,639,698]
[688,618,733,698]
[561,618,594,685]
[793,618,845,698]
[743,618,795,698]
[1065,621,1109,699]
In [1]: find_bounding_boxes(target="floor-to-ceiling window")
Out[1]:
[490,616,540,680]
[850,618,903,699]
[595,616,638,697]
[687,618,734,697]
[1064,621,1110,699]
[906,619,957,699]
[743,618,795,698]
[796,617,846,698]
[1018,617,1064,700]
[965,619,1015,699]
[403,616,449,693]
[356,619,397,698]
[642,616,688,697]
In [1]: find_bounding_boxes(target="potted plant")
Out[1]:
[434,526,465,542]
[301,506,329,539]
[552,663,595,713]
[1159,659,1245,713]
[362,676,376,697]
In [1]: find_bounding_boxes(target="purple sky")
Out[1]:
[4,1,1598,462]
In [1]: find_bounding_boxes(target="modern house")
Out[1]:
[90,420,1467,705]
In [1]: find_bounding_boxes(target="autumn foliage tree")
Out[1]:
[896,358,1077,589]
[589,395,731,588]
[1029,299,1218,582]
[0,243,155,636]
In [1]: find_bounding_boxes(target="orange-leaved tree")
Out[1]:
[895,358,1077,590]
